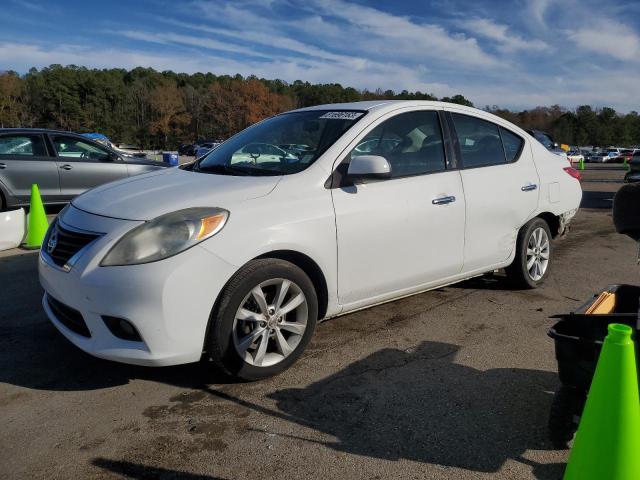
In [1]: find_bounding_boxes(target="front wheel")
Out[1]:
[505,218,552,289]
[206,259,318,381]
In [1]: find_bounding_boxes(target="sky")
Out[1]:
[1,0,639,112]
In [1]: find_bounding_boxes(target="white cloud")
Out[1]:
[460,18,549,52]
[527,0,552,27]
[568,20,640,61]
[305,0,500,68]
[193,0,500,68]
[119,30,276,60]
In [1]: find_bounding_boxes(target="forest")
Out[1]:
[0,65,639,149]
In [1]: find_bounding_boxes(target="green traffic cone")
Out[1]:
[24,184,48,249]
[564,324,640,479]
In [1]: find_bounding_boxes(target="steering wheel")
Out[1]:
[80,151,91,160]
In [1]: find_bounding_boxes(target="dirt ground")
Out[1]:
[1,165,636,479]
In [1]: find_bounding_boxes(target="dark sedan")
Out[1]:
[0,128,167,210]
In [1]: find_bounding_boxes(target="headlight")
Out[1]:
[101,207,229,266]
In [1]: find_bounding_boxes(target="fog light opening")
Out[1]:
[102,316,143,342]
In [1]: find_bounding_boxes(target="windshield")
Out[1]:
[192,110,365,176]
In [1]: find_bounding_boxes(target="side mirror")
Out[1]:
[107,152,121,162]
[347,155,391,180]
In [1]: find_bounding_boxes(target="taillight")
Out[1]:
[564,167,581,181]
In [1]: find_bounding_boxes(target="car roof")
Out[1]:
[290,100,477,115]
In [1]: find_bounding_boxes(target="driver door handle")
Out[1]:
[521,183,537,192]
[59,164,73,170]
[0,163,6,169]
[432,195,456,205]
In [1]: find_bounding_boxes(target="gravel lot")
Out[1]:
[1,164,636,480]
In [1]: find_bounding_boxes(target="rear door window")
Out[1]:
[0,135,47,156]
[500,127,524,162]
[451,113,506,168]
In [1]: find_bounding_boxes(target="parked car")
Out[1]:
[81,133,147,159]
[113,143,147,158]
[0,128,167,210]
[178,143,194,156]
[195,142,221,158]
[619,149,634,164]
[39,101,582,380]
[587,151,606,163]
[567,149,584,164]
[229,143,298,164]
[602,147,622,163]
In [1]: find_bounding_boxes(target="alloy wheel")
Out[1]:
[526,227,550,281]
[232,278,308,367]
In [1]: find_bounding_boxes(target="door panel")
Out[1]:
[449,111,540,271]
[0,134,60,204]
[331,109,465,307]
[333,171,466,305]
[51,135,128,198]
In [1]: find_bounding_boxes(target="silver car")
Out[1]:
[0,129,167,210]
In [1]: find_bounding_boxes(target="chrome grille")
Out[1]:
[45,221,100,269]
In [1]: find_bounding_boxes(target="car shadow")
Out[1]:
[200,340,564,478]
[92,458,227,479]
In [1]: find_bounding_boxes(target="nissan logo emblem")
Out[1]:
[47,228,58,254]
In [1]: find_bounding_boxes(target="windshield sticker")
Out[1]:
[319,111,364,120]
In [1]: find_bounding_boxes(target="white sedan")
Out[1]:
[39,101,582,380]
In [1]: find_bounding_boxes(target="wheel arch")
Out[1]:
[254,249,329,321]
[536,211,561,238]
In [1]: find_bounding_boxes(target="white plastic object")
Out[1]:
[0,208,26,251]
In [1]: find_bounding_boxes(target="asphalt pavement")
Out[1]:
[1,164,637,479]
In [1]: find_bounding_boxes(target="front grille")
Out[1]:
[46,221,100,268]
[46,295,91,337]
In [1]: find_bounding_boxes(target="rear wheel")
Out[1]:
[505,217,552,289]
[206,259,318,381]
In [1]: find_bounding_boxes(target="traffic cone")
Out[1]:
[24,184,48,249]
[564,323,640,479]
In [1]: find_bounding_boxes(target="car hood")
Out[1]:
[71,168,280,221]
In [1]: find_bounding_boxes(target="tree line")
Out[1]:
[0,65,638,149]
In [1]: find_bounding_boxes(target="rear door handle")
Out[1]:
[59,164,73,170]
[521,184,537,192]
[0,163,5,169]
[432,195,456,205]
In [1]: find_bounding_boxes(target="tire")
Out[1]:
[205,258,318,381]
[548,386,584,449]
[505,217,552,289]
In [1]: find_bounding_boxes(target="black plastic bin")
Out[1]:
[547,284,640,448]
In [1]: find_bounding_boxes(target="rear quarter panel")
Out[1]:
[531,142,582,216]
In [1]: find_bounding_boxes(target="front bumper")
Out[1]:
[38,206,238,366]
